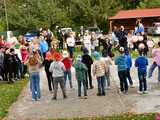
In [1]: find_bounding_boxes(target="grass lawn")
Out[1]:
[0,79,28,119]
[48,113,156,120]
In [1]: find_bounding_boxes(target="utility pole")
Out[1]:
[4,0,9,31]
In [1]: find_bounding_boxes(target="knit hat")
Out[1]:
[62,50,68,58]
[76,54,82,62]
[92,51,101,60]
[45,51,52,60]
[54,52,61,61]
[83,47,88,54]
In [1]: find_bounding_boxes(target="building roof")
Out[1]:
[109,8,160,20]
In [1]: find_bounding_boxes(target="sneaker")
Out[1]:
[137,91,143,94]
[52,97,57,100]
[97,93,101,96]
[102,92,106,96]
[143,91,148,94]
[63,95,67,99]
[123,91,128,94]
[130,85,134,88]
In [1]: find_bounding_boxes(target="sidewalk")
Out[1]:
[4,61,160,120]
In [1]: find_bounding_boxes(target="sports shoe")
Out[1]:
[137,91,143,94]
[52,97,57,100]
[143,91,148,94]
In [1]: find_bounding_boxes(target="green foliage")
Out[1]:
[47,113,155,120]
[1,0,160,33]
[0,79,28,119]
[139,0,160,8]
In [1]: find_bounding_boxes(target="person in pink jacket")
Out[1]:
[148,41,160,83]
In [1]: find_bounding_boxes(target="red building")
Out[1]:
[109,8,160,32]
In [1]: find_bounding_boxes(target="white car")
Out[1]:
[148,22,160,35]
[60,28,72,35]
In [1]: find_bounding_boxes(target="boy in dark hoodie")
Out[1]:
[82,48,93,89]
[135,48,148,94]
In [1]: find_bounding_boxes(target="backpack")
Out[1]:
[29,55,38,66]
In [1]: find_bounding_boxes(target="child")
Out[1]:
[25,51,42,101]
[115,47,128,94]
[49,52,67,100]
[62,51,72,88]
[135,49,148,94]
[43,51,54,92]
[103,52,114,89]
[92,51,107,96]
[125,52,133,87]
[82,48,93,89]
[74,54,88,98]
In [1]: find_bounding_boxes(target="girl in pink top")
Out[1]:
[148,41,160,83]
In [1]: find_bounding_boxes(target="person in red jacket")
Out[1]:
[62,51,72,88]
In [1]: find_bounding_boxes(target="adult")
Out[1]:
[134,18,144,35]
[39,35,49,59]
[66,32,75,58]
[148,41,160,83]
[116,26,128,54]
[83,31,92,55]
[91,32,99,51]
[7,31,18,46]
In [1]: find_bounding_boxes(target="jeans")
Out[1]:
[53,76,66,98]
[148,62,160,81]
[68,47,74,58]
[104,72,110,87]
[138,72,147,91]
[97,76,105,95]
[118,70,128,92]
[126,68,133,85]
[30,72,41,100]
[64,70,72,88]
[77,80,87,96]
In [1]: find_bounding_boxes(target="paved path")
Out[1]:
[4,60,160,120]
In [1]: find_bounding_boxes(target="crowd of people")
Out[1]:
[0,21,160,101]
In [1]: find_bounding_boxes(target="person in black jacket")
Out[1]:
[43,51,54,92]
[82,48,94,89]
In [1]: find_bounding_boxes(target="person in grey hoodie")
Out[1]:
[49,52,67,100]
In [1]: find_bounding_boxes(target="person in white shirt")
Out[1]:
[7,32,18,46]
[83,31,91,55]
[66,32,75,58]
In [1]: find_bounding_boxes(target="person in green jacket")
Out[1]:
[74,54,88,98]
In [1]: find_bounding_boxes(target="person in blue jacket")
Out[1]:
[125,52,133,87]
[115,47,128,94]
[39,35,49,58]
[135,49,148,94]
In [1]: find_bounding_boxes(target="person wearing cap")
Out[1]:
[148,41,160,84]
[74,54,88,98]
[49,52,67,100]
[62,51,72,88]
[43,51,54,92]
[115,47,128,94]
[82,48,93,89]
[135,48,148,94]
[92,51,107,96]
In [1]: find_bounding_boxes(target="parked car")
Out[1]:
[24,31,38,42]
[148,22,160,35]
[60,28,72,36]
[86,27,102,37]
